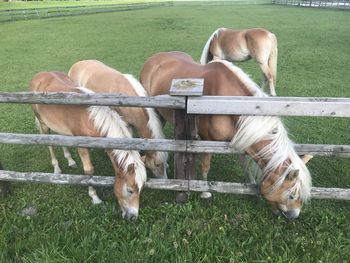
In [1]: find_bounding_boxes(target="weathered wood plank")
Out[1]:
[0,92,186,109]
[0,161,10,197]
[0,170,349,200]
[171,78,203,203]
[1,133,350,157]
[0,133,187,152]
[187,96,350,117]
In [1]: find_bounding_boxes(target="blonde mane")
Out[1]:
[214,61,311,201]
[76,87,147,191]
[123,74,168,164]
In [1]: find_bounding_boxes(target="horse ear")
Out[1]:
[141,155,147,164]
[287,169,299,181]
[127,163,135,173]
[301,154,313,164]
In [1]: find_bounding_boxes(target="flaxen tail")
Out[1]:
[200,28,225,64]
[268,32,278,87]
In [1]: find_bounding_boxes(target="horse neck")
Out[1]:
[230,115,292,180]
[245,139,290,179]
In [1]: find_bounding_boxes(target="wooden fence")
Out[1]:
[1,83,350,201]
[272,0,350,8]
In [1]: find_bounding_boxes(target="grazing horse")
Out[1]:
[30,71,146,221]
[140,51,312,219]
[68,60,168,179]
[200,28,278,96]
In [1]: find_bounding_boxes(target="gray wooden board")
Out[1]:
[0,170,349,200]
[0,92,186,109]
[187,96,350,117]
[1,133,350,157]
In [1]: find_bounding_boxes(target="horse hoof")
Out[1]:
[69,162,78,169]
[92,198,103,205]
[200,192,212,199]
[54,167,62,174]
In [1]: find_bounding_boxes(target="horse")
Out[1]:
[30,71,147,221]
[200,28,278,96]
[68,60,168,179]
[140,51,312,219]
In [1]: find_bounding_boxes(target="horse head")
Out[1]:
[108,151,147,221]
[143,152,168,179]
[259,154,313,219]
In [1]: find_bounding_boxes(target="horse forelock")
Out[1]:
[113,150,147,192]
[123,74,168,164]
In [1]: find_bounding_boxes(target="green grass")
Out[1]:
[0,0,167,10]
[1,3,350,262]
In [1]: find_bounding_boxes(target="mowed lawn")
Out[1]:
[0,3,350,262]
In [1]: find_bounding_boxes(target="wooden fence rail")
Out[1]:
[1,170,349,200]
[2,92,350,117]
[1,133,350,157]
[0,92,185,109]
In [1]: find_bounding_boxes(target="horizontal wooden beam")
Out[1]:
[0,170,349,200]
[188,96,350,117]
[0,92,186,109]
[1,133,350,157]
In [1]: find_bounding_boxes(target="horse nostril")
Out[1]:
[127,214,137,221]
[125,212,138,221]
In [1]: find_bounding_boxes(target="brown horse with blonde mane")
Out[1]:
[200,28,278,96]
[30,71,146,221]
[68,60,168,179]
[141,51,312,219]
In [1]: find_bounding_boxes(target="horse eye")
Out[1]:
[127,187,134,195]
[289,195,295,200]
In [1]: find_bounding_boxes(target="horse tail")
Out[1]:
[200,28,225,64]
[268,32,278,87]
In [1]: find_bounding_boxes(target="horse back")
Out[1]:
[141,51,251,97]
[69,60,137,96]
[140,52,251,140]
[29,71,98,136]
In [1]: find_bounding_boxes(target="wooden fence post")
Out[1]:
[0,161,9,197]
[170,79,204,203]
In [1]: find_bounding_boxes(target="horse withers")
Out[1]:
[30,71,146,221]
[68,60,168,179]
[140,51,312,219]
[200,28,278,96]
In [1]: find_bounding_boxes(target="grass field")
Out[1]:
[0,2,350,262]
[0,0,166,10]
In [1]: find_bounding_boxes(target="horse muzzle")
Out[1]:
[122,207,139,221]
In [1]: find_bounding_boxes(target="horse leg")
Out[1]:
[200,153,212,199]
[35,117,62,174]
[258,62,276,96]
[62,147,77,168]
[77,148,102,205]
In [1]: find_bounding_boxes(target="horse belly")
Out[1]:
[227,49,251,62]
